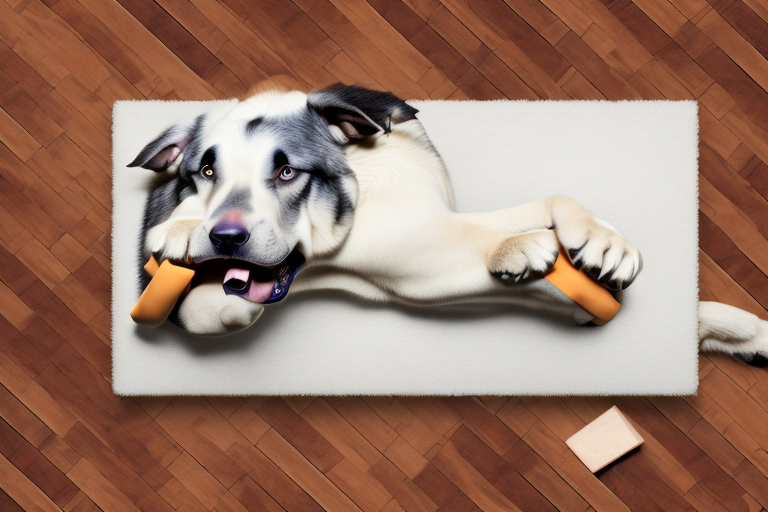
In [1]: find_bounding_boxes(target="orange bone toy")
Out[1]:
[130,256,195,328]
[544,247,621,325]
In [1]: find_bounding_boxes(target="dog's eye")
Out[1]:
[278,166,297,182]
[201,164,215,179]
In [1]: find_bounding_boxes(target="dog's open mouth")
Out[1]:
[222,250,305,303]
[178,250,305,304]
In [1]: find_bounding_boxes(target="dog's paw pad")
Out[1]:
[566,228,642,291]
[489,230,559,284]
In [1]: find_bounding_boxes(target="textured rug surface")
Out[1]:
[112,99,699,396]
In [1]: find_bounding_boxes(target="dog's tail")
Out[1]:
[699,301,768,366]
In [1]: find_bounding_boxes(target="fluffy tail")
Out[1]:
[699,301,768,366]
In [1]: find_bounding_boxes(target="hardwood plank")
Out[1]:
[0,418,78,507]
[167,452,248,512]
[432,441,523,512]
[522,421,630,511]
[443,0,571,82]
[364,397,440,456]
[258,397,344,473]
[0,384,52,448]
[46,0,159,96]
[37,434,80,475]
[0,452,60,512]
[699,251,765,317]
[696,45,768,136]
[227,441,325,512]
[699,212,768,308]
[114,0,220,81]
[607,0,673,55]
[504,438,590,512]
[330,0,432,82]
[0,38,53,102]
[541,0,592,36]
[63,421,176,512]
[369,456,438,512]
[697,7,768,92]
[448,425,557,511]
[292,0,429,98]
[444,397,519,457]
[49,234,91,274]
[699,105,741,160]
[302,398,383,471]
[155,399,246,489]
[256,429,361,512]
[699,82,736,118]
[227,402,270,445]
[556,31,643,100]
[229,475,285,512]
[327,458,393,512]
[504,0,569,46]
[0,349,77,439]
[0,106,41,161]
[633,0,688,36]
[365,0,487,97]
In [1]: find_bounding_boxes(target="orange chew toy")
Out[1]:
[545,248,621,325]
[130,256,195,328]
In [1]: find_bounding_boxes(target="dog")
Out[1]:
[129,84,768,366]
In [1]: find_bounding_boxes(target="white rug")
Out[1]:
[112,99,699,396]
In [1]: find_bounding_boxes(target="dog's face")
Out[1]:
[130,85,417,334]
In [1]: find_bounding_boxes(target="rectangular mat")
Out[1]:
[112,99,699,396]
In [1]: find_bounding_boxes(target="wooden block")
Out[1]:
[565,406,644,473]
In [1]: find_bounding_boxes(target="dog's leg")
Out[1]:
[461,195,642,290]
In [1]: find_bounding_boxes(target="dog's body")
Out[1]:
[130,84,768,365]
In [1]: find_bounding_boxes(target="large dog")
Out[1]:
[130,84,768,366]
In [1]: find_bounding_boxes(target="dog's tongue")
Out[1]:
[223,267,274,303]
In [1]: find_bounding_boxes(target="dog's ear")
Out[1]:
[128,115,205,172]
[307,84,418,143]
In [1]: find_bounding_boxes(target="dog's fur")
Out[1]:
[130,84,768,365]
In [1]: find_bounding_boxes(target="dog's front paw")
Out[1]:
[562,221,642,291]
[146,218,201,262]
[489,230,559,283]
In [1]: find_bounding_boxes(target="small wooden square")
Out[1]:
[565,406,644,472]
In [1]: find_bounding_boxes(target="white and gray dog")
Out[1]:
[130,84,768,366]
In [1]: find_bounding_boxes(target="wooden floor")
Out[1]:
[2,0,768,510]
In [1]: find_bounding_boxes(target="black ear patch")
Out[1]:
[128,114,205,172]
[307,84,418,141]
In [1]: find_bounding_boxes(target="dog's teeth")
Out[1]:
[500,273,510,281]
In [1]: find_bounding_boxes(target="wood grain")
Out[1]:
[1,0,767,510]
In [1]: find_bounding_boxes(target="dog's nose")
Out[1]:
[209,223,250,252]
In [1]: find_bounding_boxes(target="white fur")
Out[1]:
[699,302,768,362]
[144,91,764,367]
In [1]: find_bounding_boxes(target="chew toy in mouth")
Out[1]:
[130,251,305,328]
[221,250,305,304]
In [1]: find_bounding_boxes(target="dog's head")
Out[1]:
[130,85,417,335]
